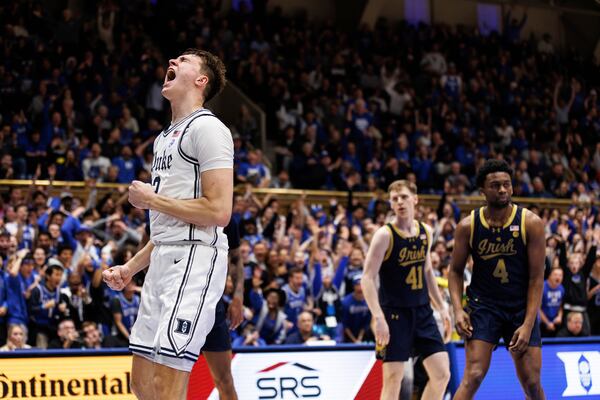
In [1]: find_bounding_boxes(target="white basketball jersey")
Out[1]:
[149,108,233,250]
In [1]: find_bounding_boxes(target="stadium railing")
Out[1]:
[0,179,582,214]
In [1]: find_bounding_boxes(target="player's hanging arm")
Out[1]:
[362,227,391,347]
[128,168,234,228]
[423,224,452,342]
[509,210,545,353]
[228,247,244,330]
[448,217,473,338]
[102,240,154,291]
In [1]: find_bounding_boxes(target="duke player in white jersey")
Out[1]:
[102,49,233,400]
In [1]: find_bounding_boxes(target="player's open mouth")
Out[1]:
[166,69,176,82]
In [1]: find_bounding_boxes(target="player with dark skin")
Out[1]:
[449,160,546,400]
[202,224,244,400]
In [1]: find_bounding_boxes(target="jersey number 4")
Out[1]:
[406,266,423,290]
[493,259,509,283]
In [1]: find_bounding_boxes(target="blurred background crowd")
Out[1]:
[0,0,599,351]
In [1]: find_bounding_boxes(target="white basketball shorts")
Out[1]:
[129,243,227,372]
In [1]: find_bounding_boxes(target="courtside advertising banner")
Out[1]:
[453,340,600,399]
[205,350,376,400]
[0,349,380,400]
[2,340,598,399]
[0,355,133,399]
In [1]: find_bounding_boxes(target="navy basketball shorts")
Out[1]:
[202,298,231,352]
[377,304,446,363]
[465,297,542,347]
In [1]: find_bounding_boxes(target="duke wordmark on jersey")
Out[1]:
[151,150,173,172]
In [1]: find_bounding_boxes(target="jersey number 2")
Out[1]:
[152,176,161,193]
[493,259,509,283]
[406,266,423,290]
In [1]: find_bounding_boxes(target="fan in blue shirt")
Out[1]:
[341,275,371,343]
[539,268,565,337]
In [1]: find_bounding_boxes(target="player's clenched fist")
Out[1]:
[129,180,155,209]
[102,265,132,291]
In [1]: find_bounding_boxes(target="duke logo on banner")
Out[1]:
[557,351,600,396]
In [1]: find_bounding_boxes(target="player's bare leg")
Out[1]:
[204,350,238,400]
[132,356,191,400]
[421,351,450,400]
[453,340,494,400]
[511,346,545,400]
[380,361,404,400]
[152,363,190,400]
[131,355,156,399]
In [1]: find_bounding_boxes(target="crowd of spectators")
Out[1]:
[2,1,600,198]
[0,0,599,350]
[229,5,600,200]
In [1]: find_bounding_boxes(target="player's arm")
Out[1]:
[132,168,233,227]
[135,120,234,227]
[448,216,473,337]
[423,224,452,339]
[127,240,154,274]
[230,247,244,301]
[423,224,447,312]
[524,211,545,328]
[228,246,244,329]
[103,240,155,291]
[510,210,545,352]
[362,226,390,345]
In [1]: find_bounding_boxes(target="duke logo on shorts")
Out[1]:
[175,319,192,335]
[129,108,234,372]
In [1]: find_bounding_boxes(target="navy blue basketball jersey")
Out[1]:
[468,205,529,309]
[379,221,431,308]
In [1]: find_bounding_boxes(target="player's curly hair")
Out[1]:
[182,48,227,103]
[476,159,513,188]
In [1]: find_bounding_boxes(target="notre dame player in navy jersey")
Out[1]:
[449,159,546,400]
[363,180,451,400]
[201,217,244,400]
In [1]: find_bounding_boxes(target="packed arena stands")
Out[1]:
[0,0,599,352]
